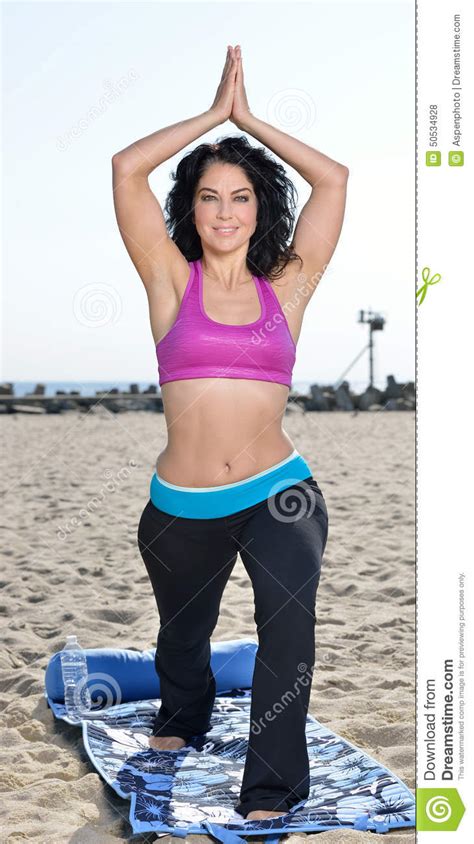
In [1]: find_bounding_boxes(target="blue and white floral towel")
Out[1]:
[49,689,415,837]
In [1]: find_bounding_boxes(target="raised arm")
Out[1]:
[111,47,238,289]
[111,111,217,289]
[230,45,349,302]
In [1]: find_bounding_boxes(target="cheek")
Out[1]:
[240,205,258,226]
[194,205,212,225]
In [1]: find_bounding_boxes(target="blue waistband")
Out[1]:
[149,449,313,519]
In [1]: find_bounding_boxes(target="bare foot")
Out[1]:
[148,735,187,751]
[245,810,287,820]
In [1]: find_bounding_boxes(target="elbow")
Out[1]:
[334,164,350,184]
[112,152,126,168]
[112,151,150,179]
[111,151,136,173]
[312,164,349,189]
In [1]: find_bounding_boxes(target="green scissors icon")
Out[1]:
[417,267,442,305]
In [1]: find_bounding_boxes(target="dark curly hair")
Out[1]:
[163,135,303,281]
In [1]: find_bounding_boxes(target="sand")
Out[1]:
[1,408,415,842]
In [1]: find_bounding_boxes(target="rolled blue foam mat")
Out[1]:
[45,638,257,707]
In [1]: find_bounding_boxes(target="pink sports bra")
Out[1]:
[155,258,296,388]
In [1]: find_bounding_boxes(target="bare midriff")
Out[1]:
[155,377,295,488]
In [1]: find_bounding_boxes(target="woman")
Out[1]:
[112,45,348,821]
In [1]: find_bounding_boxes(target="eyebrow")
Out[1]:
[198,187,252,195]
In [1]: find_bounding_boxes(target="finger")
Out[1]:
[234,54,242,84]
[221,47,230,76]
[225,54,237,81]
[221,46,231,74]
[223,47,233,69]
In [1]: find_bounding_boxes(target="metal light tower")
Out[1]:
[357,309,386,387]
[334,308,386,390]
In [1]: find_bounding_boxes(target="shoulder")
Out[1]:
[262,255,304,306]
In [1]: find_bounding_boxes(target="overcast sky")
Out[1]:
[2,0,414,389]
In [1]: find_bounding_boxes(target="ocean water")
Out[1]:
[9,382,157,398]
[7,379,388,398]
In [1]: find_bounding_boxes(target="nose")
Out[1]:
[216,206,234,220]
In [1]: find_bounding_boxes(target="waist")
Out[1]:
[149,448,313,519]
[157,383,292,486]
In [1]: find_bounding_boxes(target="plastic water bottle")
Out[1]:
[60,635,92,721]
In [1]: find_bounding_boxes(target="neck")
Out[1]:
[200,255,254,289]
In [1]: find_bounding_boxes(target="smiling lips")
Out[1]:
[213,227,239,235]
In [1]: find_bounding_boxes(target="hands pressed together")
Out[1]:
[210,45,251,128]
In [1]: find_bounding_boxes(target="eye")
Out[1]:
[201,194,249,201]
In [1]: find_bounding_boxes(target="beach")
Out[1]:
[1,409,415,842]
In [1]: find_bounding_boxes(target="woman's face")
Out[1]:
[193,163,258,253]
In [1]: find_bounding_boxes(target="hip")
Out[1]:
[149,447,326,520]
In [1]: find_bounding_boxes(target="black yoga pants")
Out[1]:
[137,476,329,818]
